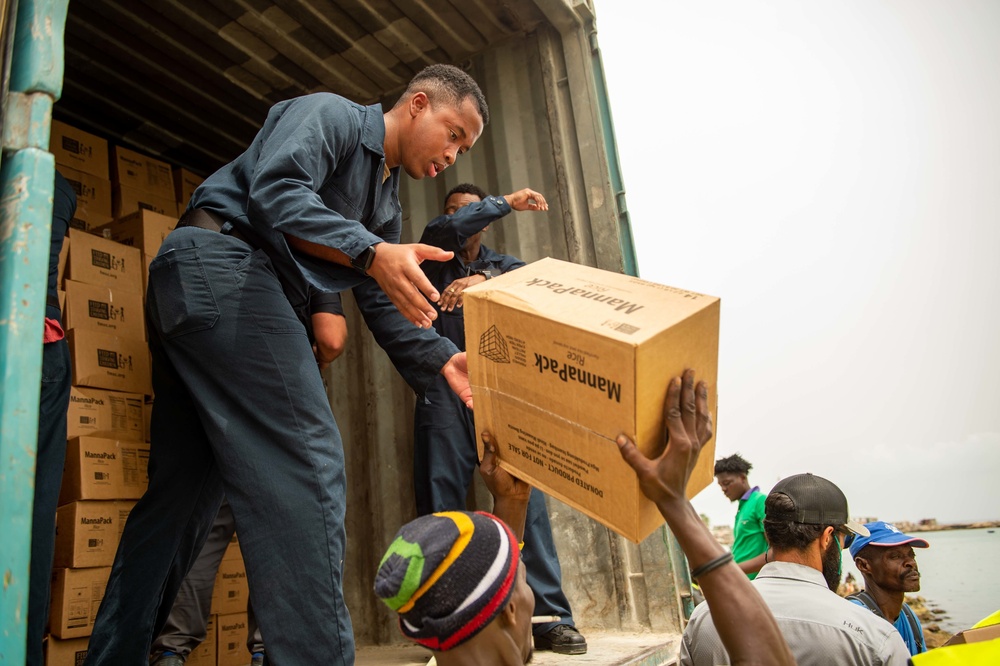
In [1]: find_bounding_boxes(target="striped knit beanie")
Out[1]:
[374,510,521,651]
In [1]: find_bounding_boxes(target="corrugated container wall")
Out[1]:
[54,0,683,645]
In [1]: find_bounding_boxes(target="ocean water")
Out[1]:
[840,527,1000,633]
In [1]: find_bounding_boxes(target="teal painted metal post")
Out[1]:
[588,30,639,278]
[0,0,68,662]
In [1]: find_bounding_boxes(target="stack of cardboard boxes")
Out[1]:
[46,122,248,666]
[49,120,114,233]
[47,122,155,664]
[110,144,178,219]
[211,536,251,666]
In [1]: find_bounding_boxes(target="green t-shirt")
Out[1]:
[732,488,768,579]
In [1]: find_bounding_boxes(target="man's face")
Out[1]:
[444,192,486,250]
[444,192,482,216]
[865,545,921,593]
[716,472,747,502]
[402,94,484,180]
[511,562,535,663]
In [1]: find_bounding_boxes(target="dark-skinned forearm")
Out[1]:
[659,498,795,666]
[492,497,530,543]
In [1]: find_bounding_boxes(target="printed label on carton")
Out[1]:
[523,277,646,315]
[67,387,144,439]
[61,135,91,158]
[503,422,605,499]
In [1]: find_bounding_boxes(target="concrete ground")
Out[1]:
[355,632,681,666]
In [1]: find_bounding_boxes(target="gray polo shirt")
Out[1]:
[680,561,911,665]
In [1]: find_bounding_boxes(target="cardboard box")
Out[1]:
[50,120,109,180]
[113,185,180,219]
[111,145,175,199]
[44,635,90,665]
[63,279,145,340]
[186,614,217,666]
[221,533,242,563]
[67,386,145,441]
[59,289,66,315]
[58,234,70,287]
[67,328,152,395]
[216,612,249,666]
[53,500,135,564]
[53,500,135,568]
[95,209,177,258]
[53,501,135,568]
[48,567,111,639]
[143,253,154,297]
[58,164,113,231]
[942,622,1000,646]
[465,257,720,543]
[143,398,152,443]
[173,167,204,208]
[211,555,249,616]
[65,228,143,291]
[59,437,150,505]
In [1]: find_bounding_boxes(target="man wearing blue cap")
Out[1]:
[848,522,930,656]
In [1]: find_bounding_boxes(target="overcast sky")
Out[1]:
[593,0,1000,527]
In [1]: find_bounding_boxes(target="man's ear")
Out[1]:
[821,525,836,551]
[855,555,873,576]
[409,91,429,118]
[498,597,518,626]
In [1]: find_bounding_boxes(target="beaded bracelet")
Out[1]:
[690,551,734,580]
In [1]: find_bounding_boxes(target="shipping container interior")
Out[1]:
[51,0,675,646]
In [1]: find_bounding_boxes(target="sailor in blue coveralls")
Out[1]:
[414,183,588,654]
[27,171,75,666]
[85,65,487,666]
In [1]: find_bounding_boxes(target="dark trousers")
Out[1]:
[151,500,264,660]
[84,228,353,665]
[27,334,71,666]
[413,375,574,635]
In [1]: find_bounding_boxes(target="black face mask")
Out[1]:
[821,533,843,592]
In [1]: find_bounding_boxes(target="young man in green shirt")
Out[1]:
[715,454,769,578]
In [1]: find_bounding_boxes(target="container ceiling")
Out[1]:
[57,0,548,176]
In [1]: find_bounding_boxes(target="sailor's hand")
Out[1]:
[503,188,549,212]
[439,275,486,312]
[367,242,454,328]
[311,312,348,370]
[441,352,473,409]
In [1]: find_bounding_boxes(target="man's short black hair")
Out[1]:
[714,453,752,476]
[763,492,826,552]
[853,544,878,564]
[444,183,488,208]
[398,63,490,126]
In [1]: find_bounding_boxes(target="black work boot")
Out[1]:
[534,624,588,655]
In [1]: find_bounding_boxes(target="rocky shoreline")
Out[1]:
[906,595,955,649]
[890,520,1000,533]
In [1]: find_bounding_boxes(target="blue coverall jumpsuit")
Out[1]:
[85,94,459,666]
[414,195,577,636]
[27,172,75,666]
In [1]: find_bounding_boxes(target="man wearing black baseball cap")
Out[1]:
[681,473,912,665]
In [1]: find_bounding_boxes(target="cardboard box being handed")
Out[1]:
[465,257,720,543]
